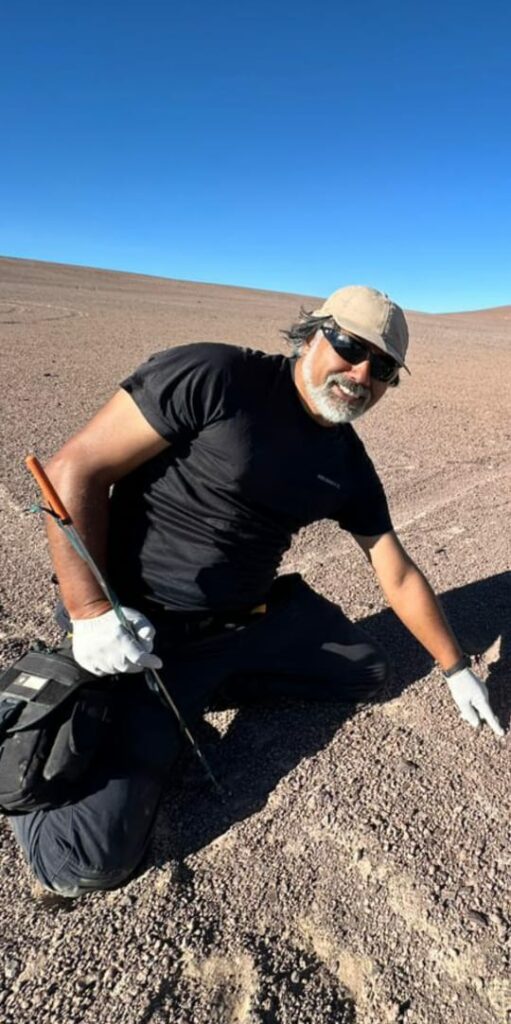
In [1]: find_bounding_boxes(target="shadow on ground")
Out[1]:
[148,571,511,869]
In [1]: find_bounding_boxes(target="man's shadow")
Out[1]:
[149,571,510,871]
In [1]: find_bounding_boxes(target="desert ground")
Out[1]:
[0,257,510,1024]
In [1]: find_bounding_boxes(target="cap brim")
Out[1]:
[312,309,410,373]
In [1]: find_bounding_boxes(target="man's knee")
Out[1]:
[360,642,391,696]
[19,829,142,898]
[321,633,390,701]
[11,771,164,898]
[11,811,141,897]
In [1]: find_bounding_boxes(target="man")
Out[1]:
[11,284,504,897]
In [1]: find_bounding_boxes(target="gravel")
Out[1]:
[1,258,510,1023]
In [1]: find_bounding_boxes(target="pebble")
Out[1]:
[467,910,488,928]
[4,959,19,979]
[489,911,508,938]
[385,1000,401,1021]
[75,974,96,990]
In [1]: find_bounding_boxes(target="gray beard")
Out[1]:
[301,352,371,424]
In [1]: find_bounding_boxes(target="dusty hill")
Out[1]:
[1,257,510,1024]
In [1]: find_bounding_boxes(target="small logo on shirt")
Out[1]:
[317,474,341,490]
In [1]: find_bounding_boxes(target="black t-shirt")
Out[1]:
[107,343,392,611]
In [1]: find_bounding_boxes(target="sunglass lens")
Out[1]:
[371,353,399,382]
[324,328,398,382]
[324,329,364,364]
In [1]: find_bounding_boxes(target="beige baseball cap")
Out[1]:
[312,285,410,372]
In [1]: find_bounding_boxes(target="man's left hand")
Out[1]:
[447,667,505,738]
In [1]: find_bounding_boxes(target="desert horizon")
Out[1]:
[2,254,510,318]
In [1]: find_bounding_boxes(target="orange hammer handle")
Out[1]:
[25,455,71,523]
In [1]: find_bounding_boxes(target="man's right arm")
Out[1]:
[44,388,171,620]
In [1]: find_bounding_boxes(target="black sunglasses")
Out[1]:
[322,326,399,383]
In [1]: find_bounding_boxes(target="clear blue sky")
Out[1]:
[2,0,510,312]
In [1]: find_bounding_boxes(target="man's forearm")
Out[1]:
[382,564,463,671]
[44,457,113,620]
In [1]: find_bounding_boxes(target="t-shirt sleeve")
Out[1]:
[336,445,393,537]
[119,343,235,442]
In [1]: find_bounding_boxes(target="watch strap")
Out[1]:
[442,654,471,678]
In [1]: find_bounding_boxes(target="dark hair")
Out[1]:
[280,306,334,356]
[280,306,400,387]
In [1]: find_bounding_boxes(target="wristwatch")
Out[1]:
[442,654,471,678]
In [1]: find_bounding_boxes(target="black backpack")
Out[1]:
[0,644,116,814]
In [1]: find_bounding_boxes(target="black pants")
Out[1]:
[11,575,389,897]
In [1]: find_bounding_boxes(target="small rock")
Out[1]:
[75,974,96,990]
[467,909,489,928]
[385,1000,401,1021]
[447,947,460,958]
[4,959,19,979]
[442,888,457,901]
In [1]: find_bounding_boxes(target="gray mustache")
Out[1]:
[326,374,370,400]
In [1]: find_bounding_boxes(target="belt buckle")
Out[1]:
[192,603,268,640]
[250,603,267,616]
[223,603,268,631]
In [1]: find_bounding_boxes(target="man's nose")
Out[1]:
[348,358,372,387]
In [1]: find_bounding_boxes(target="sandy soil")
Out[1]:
[0,257,510,1024]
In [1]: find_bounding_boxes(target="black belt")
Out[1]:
[158,602,268,641]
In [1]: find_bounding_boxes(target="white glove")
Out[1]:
[447,667,504,738]
[71,606,163,677]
